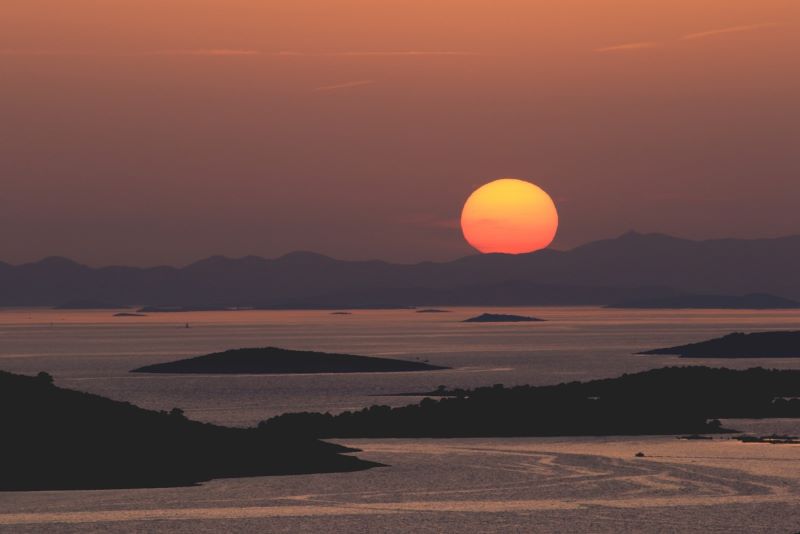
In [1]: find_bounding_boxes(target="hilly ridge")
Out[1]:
[3,232,800,307]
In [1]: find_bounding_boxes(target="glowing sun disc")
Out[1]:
[461,178,558,254]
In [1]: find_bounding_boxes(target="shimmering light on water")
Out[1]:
[2,307,800,532]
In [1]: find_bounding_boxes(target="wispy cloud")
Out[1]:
[313,79,375,92]
[0,48,260,57]
[1,48,474,59]
[153,49,260,56]
[327,51,473,57]
[0,49,93,56]
[275,50,475,58]
[681,23,779,41]
[593,22,780,54]
[594,42,660,53]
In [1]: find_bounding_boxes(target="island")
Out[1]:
[640,331,800,357]
[0,370,378,491]
[131,347,448,374]
[257,366,800,438]
[114,312,147,317]
[416,309,451,313]
[463,313,544,323]
[607,293,800,310]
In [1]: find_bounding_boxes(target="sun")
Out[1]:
[461,178,558,254]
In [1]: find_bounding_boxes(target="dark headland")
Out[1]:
[0,370,378,491]
[463,313,544,323]
[608,293,800,310]
[258,367,800,438]
[641,331,800,358]
[131,347,448,374]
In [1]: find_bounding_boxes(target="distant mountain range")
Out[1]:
[3,232,800,308]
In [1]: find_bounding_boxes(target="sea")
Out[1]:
[1,307,800,532]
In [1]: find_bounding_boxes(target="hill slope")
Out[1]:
[0,371,377,491]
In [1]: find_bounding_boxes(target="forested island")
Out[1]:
[131,347,448,374]
[0,370,377,491]
[258,367,800,438]
[642,331,800,357]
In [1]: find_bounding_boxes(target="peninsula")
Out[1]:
[0,370,377,491]
[641,331,800,357]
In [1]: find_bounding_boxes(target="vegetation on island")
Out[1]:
[258,367,800,438]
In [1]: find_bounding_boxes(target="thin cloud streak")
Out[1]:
[594,42,660,53]
[1,48,473,59]
[276,50,476,57]
[0,48,260,57]
[327,51,473,57]
[153,49,260,56]
[681,23,779,41]
[593,22,779,54]
[313,80,375,92]
[0,49,94,56]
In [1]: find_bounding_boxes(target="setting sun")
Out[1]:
[461,178,558,254]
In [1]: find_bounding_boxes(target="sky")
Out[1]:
[1,0,798,266]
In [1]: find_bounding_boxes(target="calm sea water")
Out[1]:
[3,306,800,425]
[2,307,800,532]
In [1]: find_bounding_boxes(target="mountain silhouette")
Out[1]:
[3,232,800,307]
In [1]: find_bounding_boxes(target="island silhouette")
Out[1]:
[257,367,800,438]
[131,347,448,374]
[641,331,800,357]
[0,370,378,491]
[463,313,544,323]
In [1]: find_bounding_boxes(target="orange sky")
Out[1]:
[1,1,798,265]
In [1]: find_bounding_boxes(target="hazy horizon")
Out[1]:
[5,229,800,268]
